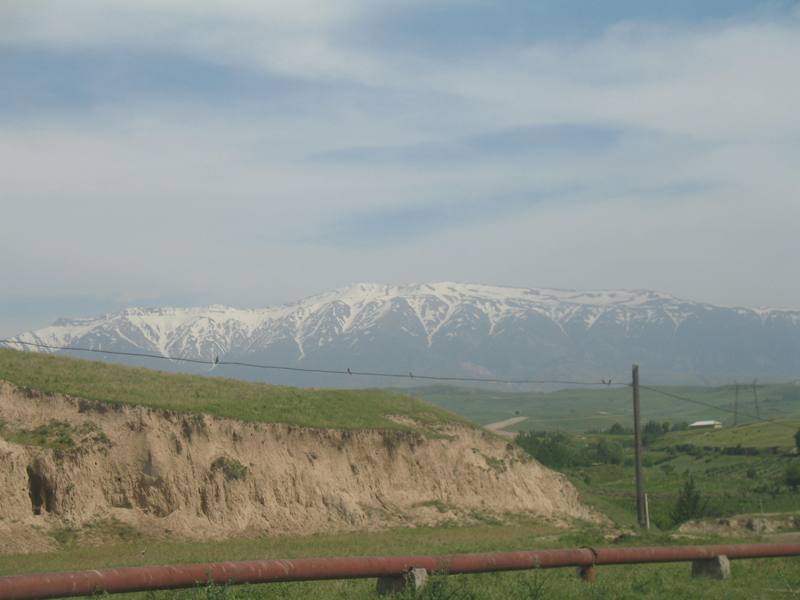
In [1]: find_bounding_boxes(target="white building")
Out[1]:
[688,420,723,430]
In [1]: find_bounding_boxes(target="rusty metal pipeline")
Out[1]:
[0,543,798,599]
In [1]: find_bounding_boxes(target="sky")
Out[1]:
[1,0,800,336]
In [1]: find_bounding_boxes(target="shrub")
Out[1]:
[670,476,707,526]
[607,422,627,435]
[643,420,666,446]
[516,431,590,469]
[211,456,248,481]
[785,464,800,491]
[593,438,623,465]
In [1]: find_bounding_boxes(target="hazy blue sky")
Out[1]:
[2,1,799,335]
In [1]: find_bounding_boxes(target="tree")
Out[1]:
[643,420,665,446]
[662,421,671,434]
[671,476,707,526]
[516,431,584,469]
[607,422,626,435]
[785,464,800,491]
[594,438,623,465]
[644,420,663,436]
[794,429,800,453]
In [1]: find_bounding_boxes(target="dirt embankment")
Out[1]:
[0,381,595,554]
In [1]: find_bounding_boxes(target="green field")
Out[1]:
[2,350,800,598]
[411,383,800,432]
[0,349,465,432]
[517,420,800,530]
[657,419,800,450]
[0,521,796,599]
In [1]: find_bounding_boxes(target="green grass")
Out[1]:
[410,383,800,432]
[0,417,112,451]
[0,523,797,599]
[655,419,800,450]
[571,453,800,529]
[0,349,467,433]
[0,418,76,449]
[546,423,800,529]
[0,521,568,576]
[68,561,800,600]
[3,350,799,597]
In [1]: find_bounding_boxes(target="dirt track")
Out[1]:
[485,416,529,439]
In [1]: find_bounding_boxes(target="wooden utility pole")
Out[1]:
[752,379,761,419]
[632,364,646,527]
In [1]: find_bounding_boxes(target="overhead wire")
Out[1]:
[638,384,798,432]
[0,339,624,387]
[1,340,796,429]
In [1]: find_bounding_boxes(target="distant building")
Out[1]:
[688,420,722,430]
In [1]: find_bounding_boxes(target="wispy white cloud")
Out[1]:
[1,1,799,321]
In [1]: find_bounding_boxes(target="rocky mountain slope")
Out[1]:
[5,282,800,385]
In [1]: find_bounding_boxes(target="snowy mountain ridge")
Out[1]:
[5,282,800,385]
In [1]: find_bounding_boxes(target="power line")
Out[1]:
[0,339,623,387]
[3,340,795,430]
[638,384,798,432]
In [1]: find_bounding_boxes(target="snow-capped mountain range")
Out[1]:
[5,283,800,386]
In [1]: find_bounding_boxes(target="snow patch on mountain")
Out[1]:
[4,283,800,384]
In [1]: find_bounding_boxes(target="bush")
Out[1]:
[211,456,248,481]
[643,420,666,446]
[785,464,800,491]
[607,423,628,435]
[670,476,707,526]
[593,438,624,465]
[516,431,591,469]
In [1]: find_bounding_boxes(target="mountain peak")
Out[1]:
[5,283,799,386]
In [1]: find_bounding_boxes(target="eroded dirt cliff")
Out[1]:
[0,381,594,553]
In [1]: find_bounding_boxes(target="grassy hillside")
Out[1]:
[655,419,800,451]
[517,419,800,530]
[0,349,466,432]
[411,383,800,432]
